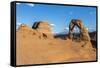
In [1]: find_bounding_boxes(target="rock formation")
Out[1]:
[16,20,96,65]
[32,21,53,39]
[18,24,30,30]
[17,21,54,39]
[68,19,90,41]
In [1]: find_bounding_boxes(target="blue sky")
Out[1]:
[16,2,97,34]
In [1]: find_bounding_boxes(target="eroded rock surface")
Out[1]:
[68,19,90,41]
[32,21,53,39]
[16,20,96,65]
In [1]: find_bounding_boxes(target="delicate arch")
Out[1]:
[68,19,90,41]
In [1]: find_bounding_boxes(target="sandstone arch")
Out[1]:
[68,19,90,41]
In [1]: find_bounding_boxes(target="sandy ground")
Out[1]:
[16,28,96,65]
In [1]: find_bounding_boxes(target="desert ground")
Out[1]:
[16,21,96,65]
